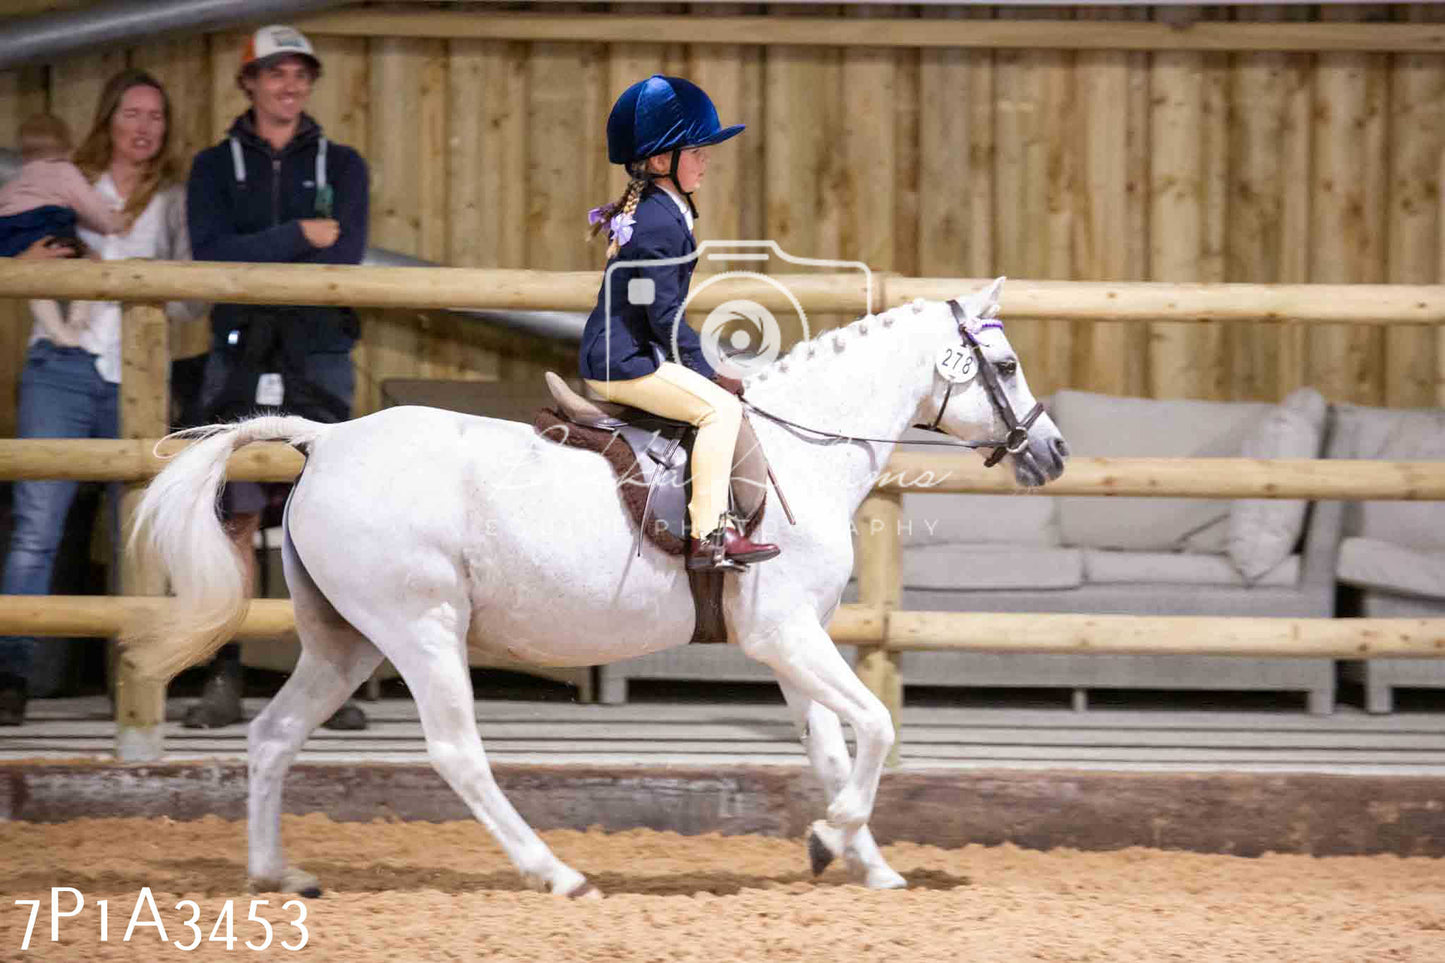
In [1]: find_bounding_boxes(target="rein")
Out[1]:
[742,401,1000,449]
[741,299,1044,468]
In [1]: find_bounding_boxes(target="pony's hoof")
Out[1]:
[249,867,322,897]
[807,820,840,877]
[863,867,908,890]
[565,880,603,900]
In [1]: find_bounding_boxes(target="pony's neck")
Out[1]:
[747,307,939,514]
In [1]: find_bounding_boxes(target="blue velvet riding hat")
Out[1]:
[606,75,745,165]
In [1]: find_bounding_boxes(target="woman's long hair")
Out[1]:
[72,69,180,220]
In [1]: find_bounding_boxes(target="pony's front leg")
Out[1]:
[742,610,894,840]
[778,681,906,889]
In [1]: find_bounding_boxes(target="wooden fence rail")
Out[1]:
[3,597,1440,659]
[3,260,1445,324]
[2,439,1444,500]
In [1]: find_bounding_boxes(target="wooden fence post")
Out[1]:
[854,490,902,767]
[114,302,169,762]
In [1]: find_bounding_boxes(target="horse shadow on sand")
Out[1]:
[35,859,970,898]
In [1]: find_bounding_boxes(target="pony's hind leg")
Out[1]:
[348,600,597,898]
[778,681,906,890]
[248,530,383,895]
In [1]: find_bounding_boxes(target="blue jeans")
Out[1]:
[0,341,119,684]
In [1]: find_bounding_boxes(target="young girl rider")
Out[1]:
[581,75,779,573]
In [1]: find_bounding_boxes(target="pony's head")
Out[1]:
[913,278,1068,488]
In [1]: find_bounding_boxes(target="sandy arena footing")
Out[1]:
[2,814,1444,962]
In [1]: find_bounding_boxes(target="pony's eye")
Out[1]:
[995,360,1018,377]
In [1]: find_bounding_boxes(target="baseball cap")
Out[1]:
[239,25,322,77]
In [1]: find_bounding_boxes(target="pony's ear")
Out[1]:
[961,276,1006,318]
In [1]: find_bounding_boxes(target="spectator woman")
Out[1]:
[0,69,202,725]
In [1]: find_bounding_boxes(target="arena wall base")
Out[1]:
[2,762,1443,858]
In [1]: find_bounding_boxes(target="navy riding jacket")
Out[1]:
[579,187,716,382]
[187,111,369,351]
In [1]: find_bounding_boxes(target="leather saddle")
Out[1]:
[535,372,772,644]
[540,372,769,547]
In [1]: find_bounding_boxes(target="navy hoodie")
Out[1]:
[187,111,369,351]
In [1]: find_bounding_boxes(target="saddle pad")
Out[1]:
[534,407,688,555]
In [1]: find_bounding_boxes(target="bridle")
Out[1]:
[914,299,1045,467]
[742,298,1045,469]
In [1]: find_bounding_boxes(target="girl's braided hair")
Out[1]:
[589,162,650,260]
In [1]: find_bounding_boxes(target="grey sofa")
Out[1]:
[891,388,1341,713]
[1330,403,1445,713]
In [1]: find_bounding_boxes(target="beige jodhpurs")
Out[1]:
[585,362,741,536]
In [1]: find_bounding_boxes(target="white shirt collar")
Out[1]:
[655,182,694,233]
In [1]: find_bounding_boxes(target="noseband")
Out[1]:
[913,299,1045,467]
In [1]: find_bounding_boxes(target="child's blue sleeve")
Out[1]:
[630,224,716,379]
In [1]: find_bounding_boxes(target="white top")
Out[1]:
[29,174,204,384]
[656,182,694,234]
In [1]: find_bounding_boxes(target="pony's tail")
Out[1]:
[120,415,328,682]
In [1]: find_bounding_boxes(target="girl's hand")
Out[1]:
[18,236,77,260]
[713,374,745,397]
[300,218,340,248]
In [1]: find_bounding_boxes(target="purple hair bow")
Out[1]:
[586,205,635,248]
[608,211,635,248]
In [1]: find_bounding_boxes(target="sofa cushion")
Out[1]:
[1227,387,1328,581]
[1337,536,1445,601]
[899,493,1058,547]
[1337,406,1445,553]
[1051,390,1271,551]
[902,544,1083,591]
[1083,549,1300,587]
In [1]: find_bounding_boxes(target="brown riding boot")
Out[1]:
[687,526,781,572]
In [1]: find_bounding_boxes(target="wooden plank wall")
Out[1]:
[1,2,1443,437]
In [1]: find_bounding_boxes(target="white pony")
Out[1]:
[125,279,1066,898]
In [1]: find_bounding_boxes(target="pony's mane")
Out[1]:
[746,301,922,385]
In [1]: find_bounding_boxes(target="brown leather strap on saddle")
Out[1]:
[686,571,728,643]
